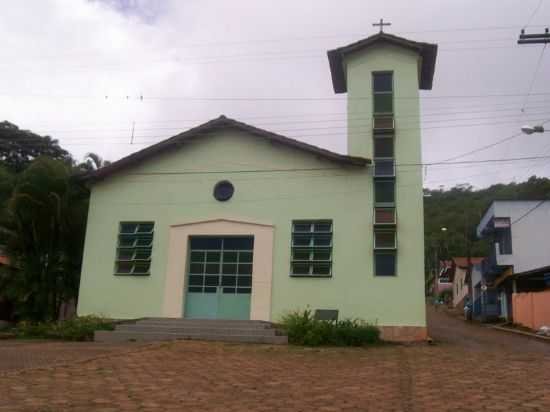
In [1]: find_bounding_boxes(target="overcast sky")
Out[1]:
[2,0,549,189]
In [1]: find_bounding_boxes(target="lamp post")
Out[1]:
[521,125,545,135]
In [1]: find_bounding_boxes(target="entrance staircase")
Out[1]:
[95,318,288,344]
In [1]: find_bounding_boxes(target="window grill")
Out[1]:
[115,222,154,275]
[290,220,333,277]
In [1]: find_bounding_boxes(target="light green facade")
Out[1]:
[78,42,426,328]
[346,43,426,324]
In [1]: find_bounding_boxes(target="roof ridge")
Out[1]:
[82,116,370,183]
[327,32,437,92]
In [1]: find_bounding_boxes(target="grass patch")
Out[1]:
[14,315,115,341]
[280,309,380,347]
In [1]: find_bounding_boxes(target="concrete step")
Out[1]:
[95,330,288,345]
[135,318,272,329]
[115,324,278,336]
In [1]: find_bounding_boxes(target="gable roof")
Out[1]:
[327,32,438,93]
[82,115,370,183]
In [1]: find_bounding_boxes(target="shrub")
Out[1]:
[280,309,380,347]
[15,315,115,341]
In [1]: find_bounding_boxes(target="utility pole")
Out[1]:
[518,28,550,44]
[465,214,473,319]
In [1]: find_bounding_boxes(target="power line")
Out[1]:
[16,44,531,65]
[12,114,550,146]
[12,115,550,149]
[523,0,545,29]
[521,43,548,112]
[4,91,550,102]
[418,155,550,167]
[398,24,546,34]
[437,117,550,163]
[5,37,516,63]
[61,99,550,128]
[35,108,550,134]
[0,45,533,76]
[12,24,541,57]
[24,96,550,128]
[511,199,547,225]
[438,132,523,163]
[520,139,550,179]
[102,155,550,178]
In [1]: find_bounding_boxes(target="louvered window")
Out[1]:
[290,220,333,277]
[374,208,396,225]
[115,222,154,275]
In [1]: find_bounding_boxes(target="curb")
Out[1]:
[488,325,550,343]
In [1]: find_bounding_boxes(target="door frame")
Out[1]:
[163,218,274,321]
[184,235,254,320]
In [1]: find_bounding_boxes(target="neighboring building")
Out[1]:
[432,260,454,297]
[451,257,484,308]
[470,262,500,322]
[77,31,437,341]
[477,200,550,321]
[0,251,13,320]
[509,266,550,330]
[0,255,9,267]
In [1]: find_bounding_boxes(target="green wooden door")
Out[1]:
[185,236,253,320]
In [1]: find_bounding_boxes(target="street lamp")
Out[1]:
[521,125,545,135]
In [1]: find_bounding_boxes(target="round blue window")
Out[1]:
[213,180,234,201]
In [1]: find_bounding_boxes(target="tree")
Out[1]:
[79,152,111,172]
[0,157,89,321]
[0,121,72,173]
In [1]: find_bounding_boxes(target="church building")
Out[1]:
[77,29,437,342]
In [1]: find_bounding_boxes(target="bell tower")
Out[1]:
[327,28,437,278]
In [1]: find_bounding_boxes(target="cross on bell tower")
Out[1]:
[373,18,391,33]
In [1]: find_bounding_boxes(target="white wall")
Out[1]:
[452,266,468,307]
[493,201,550,273]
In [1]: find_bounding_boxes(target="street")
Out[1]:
[0,308,549,411]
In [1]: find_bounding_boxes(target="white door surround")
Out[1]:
[163,218,275,321]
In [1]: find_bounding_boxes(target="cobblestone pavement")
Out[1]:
[0,309,549,411]
[428,305,550,355]
[0,340,140,374]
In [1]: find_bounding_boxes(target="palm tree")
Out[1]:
[81,152,111,172]
[0,157,88,321]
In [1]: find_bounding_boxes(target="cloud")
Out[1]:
[90,0,165,23]
[1,0,549,188]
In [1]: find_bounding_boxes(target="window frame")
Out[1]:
[114,221,154,276]
[374,229,397,250]
[373,159,396,178]
[374,179,396,207]
[290,220,333,278]
[496,226,513,255]
[373,134,395,158]
[374,250,397,277]
[372,71,394,115]
[187,236,254,295]
[374,207,397,226]
[373,115,395,132]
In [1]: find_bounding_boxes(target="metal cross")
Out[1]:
[373,18,391,33]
